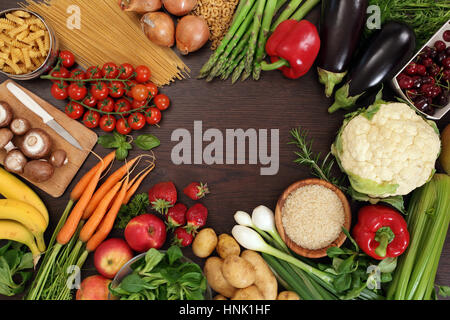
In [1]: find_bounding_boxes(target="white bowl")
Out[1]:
[391,19,450,120]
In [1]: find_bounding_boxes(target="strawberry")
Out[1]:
[148,181,177,215]
[183,182,210,200]
[172,227,194,247]
[185,203,208,234]
[166,203,187,230]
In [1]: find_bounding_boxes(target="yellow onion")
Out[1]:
[141,12,174,47]
[176,15,209,55]
[163,0,197,16]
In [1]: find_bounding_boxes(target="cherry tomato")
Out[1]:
[50,67,70,81]
[51,81,69,100]
[108,81,125,98]
[131,99,147,110]
[154,94,170,110]
[125,80,138,98]
[135,65,151,83]
[70,69,86,80]
[144,82,158,97]
[114,98,131,116]
[85,66,102,80]
[65,101,84,120]
[127,112,146,130]
[99,115,116,132]
[145,107,161,125]
[68,83,88,101]
[118,63,135,80]
[82,94,97,108]
[131,84,149,101]
[116,118,132,135]
[59,50,75,68]
[97,97,115,113]
[82,111,100,128]
[90,82,109,100]
[102,62,119,79]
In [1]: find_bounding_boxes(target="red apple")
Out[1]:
[124,214,166,252]
[94,238,134,279]
[76,275,111,300]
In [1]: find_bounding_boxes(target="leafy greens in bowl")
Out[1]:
[109,245,211,300]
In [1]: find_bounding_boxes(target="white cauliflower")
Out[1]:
[332,102,441,198]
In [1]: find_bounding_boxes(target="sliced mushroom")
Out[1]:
[24,160,54,183]
[50,149,68,168]
[0,127,15,150]
[4,149,27,174]
[19,128,52,159]
[0,102,13,128]
[10,118,31,136]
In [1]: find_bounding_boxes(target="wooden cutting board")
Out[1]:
[0,80,97,198]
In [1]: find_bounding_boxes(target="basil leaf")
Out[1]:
[334,273,352,293]
[438,285,450,298]
[327,246,346,258]
[115,147,128,161]
[135,134,160,151]
[98,135,120,149]
[378,257,397,274]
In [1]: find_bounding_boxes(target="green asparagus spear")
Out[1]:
[206,4,257,81]
[231,58,247,84]
[244,0,267,76]
[290,0,320,21]
[270,0,304,31]
[275,0,288,12]
[253,0,278,80]
[219,28,253,78]
[222,48,248,80]
[198,0,256,78]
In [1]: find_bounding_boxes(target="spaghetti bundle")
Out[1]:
[22,0,190,86]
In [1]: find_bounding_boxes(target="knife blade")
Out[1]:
[6,82,83,150]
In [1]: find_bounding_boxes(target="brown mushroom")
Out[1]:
[49,149,68,168]
[0,128,13,149]
[19,128,52,159]
[0,102,13,128]
[10,118,31,136]
[23,160,54,183]
[4,149,27,174]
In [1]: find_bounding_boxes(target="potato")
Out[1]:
[232,285,264,300]
[222,255,256,288]
[241,250,277,300]
[213,294,227,300]
[216,233,240,259]
[192,228,218,258]
[203,257,236,298]
[277,291,300,300]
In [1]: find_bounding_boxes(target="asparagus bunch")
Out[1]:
[198,0,320,83]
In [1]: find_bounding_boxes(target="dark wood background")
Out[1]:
[0,0,449,300]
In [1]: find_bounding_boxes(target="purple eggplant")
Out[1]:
[317,0,368,97]
[328,21,416,114]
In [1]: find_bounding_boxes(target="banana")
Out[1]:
[0,167,49,226]
[0,199,47,252]
[0,220,41,267]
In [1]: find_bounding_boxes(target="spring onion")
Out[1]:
[251,205,290,252]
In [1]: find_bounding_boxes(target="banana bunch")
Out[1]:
[0,167,49,266]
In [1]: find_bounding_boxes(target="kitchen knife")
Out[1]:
[6,82,83,150]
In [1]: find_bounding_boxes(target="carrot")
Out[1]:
[70,151,115,201]
[123,164,155,204]
[56,160,105,245]
[86,176,129,252]
[78,179,123,243]
[82,156,141,220]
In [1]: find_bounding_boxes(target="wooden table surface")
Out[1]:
[0,0,449,300]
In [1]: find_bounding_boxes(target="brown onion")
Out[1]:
[163,0,197,16]
[176,15,209,55]
[141,12,175,47]
[118,0,162,14]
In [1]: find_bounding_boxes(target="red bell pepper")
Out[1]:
[352,205,409,260]
[261,19,320,79]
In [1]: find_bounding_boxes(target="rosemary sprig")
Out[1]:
[288,127,346,191]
